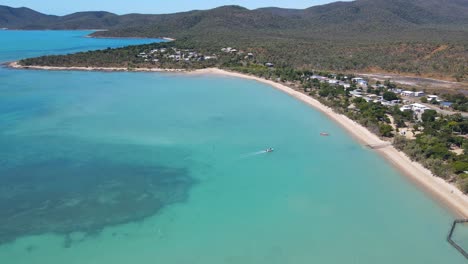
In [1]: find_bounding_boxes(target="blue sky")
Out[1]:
[3,0,349,15]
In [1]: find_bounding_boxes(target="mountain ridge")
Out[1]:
[1,0,468,34]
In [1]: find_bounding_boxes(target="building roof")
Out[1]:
[411,103,429,108]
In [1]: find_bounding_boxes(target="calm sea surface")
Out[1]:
[0,30,466,263]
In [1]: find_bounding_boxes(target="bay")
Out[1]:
[0,30,466,263]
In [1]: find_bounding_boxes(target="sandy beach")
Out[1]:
[7,61,186,72]
[8,63,468,218]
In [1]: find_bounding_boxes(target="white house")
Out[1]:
[352,77,368,86]
[400,105,412,112]
[350,90,363,97]
[390,88,403,94]
[401,91,415,97]
[414,91,425,97]
[311,75,328,82]
[410,103,430,112]
[339,82,351,89]
[427,95,442,102]
[400,103,431,112]
[352,77,364,82]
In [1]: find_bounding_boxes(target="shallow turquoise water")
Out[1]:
[0,30,163,63]
[0,31,466,263]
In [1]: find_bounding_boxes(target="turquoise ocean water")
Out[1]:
[0,31,466,263]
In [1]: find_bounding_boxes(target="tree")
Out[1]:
[384,79,396,89]
[452,161,468,173]
[421,110,437,123]
[447,121,460,134]
[383,91,398,101]
[379,124,393,137]
[420,96,428,103]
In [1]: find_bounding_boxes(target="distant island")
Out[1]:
[3,0,468,210]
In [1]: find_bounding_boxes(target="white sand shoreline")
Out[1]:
[8,63,468,217]
[7,62,185,72]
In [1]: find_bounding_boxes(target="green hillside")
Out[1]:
[3,0,468,80]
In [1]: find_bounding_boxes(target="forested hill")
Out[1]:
[2,0,468,37]
[3,0,468,80]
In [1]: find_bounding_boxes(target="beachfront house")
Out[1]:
[221,47,237,53]
[401,91,415,97]
[390,88,403,94]
[311,75,328,82]
[382,99,401,107]
[352,77,368,86]
[339,82,351,89]
[410,103,430,112]
[400,105,412,112]
[399,103,431,113]
[350,90,363,97]
[427,95,442,102]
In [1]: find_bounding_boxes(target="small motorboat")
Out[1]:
[265,148,274,153]
[320,132,330,136]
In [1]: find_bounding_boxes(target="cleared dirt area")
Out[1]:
[360,73,468,94]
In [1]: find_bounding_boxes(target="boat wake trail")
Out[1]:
[240,150,268,158]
